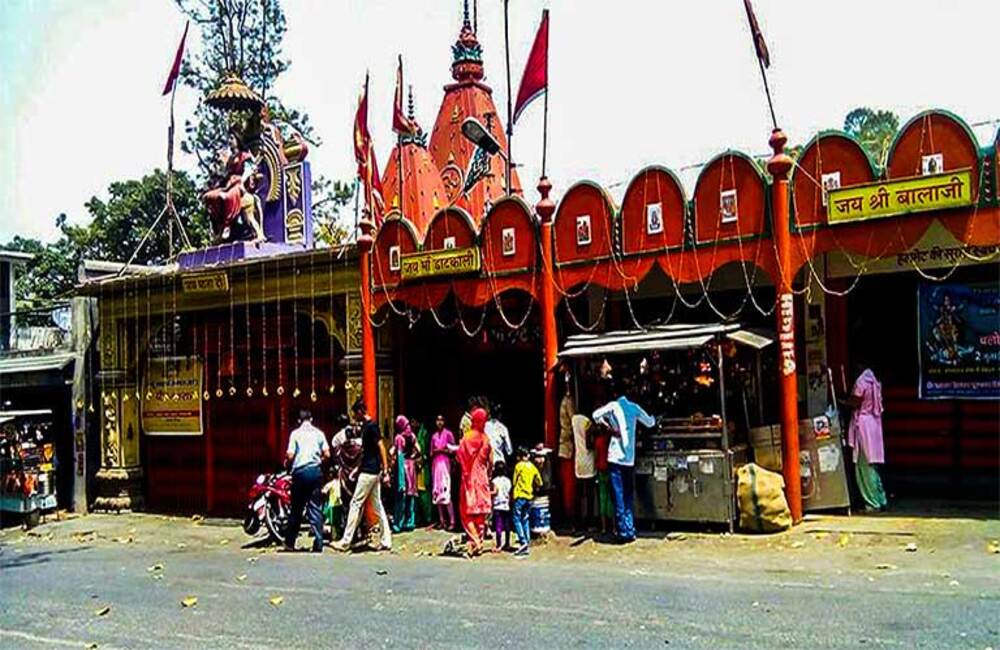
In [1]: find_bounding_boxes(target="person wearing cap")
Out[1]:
[284,409,330,553]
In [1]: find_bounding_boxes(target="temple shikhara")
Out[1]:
[62,3,995,527]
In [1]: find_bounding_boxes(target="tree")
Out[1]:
[844,108,900,168]
[2,170,207,306]
[175,0,354,242]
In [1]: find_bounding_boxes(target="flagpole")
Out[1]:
[541,10,550,179]
[756,55,777,130]
[503,0,513,196]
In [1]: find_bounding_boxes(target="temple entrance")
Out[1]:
[392,293,544,448]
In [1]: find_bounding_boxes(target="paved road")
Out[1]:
[1,536,997,649]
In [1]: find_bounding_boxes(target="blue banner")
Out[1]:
[918,282,1000,399]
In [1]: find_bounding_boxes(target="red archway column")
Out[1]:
[768,129,802,524]
[536,178,559,450]
[358,219,378,419]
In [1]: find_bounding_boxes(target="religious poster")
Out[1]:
[576,215,592,246]
[388,245,401,272]
[720,189,738,224]
[142,357,204,435]
[646,202,664,235]
[921,153,943,176]
[821,171,841,207]
[443,236,457,250]
[918,282,1000,399]
[501,227,516,257]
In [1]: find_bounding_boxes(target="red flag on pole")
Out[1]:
[161,21,189,96]
[512,10,549,125]
[353,74,385,225]
[742,0,770,69]
[392,55,418,135]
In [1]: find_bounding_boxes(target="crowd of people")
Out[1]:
[283,396,549,557]
[281,362,890,554]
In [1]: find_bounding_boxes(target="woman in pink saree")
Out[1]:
[430,415,458,530]
[455,407,493,555]
[844,364,888,511]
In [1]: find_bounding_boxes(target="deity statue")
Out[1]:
[202,129,266,243]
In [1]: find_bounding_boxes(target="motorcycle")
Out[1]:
[242,471,293,543]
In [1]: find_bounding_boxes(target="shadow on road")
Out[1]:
[0,545,90,570]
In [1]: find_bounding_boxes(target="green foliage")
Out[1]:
[2,171,208,305]
[175,0,354,243]
[844,108,900,168]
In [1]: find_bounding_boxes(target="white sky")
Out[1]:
[1,0,998,243]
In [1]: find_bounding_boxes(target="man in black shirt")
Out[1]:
[332,399,393,551]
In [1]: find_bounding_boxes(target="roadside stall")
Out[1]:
[560,323,773,531]
[0,409,58,527]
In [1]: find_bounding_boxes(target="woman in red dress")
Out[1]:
[455,407,493,555]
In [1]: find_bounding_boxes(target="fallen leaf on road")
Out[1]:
[86,644,98,649]
[191,515,204,523]
[94,606,111,617]
[128,527,137,534]
[219,539,230,545]
[269,596,284,606]
[837,534,850,548]
[948,580,960,587]
[875,563,897,570]
[236,574,247,582]
[987,541,999,555]
[375,569,388,576]
[904,542,918,552]
[147,564,163,573]
[181,596,198,608]
[790,541,805,549]
[176,543,186,549]
[813,532,829,540]
[247,556,258,564]
[665,532,687,541]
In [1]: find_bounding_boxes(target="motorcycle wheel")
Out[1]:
[263,497,289,544]
[242,510,262,536]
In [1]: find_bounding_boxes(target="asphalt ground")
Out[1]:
[0,512,997,649]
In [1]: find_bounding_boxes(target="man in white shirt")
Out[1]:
[284,410,330,552]
[484,402,512,466]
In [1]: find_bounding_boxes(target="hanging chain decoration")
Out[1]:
[261,256,269,397]
[144,276,153,400]
[291,255,301,398]
[275,256,285,396]
[215,322,223,398]
[202,312,211,401]
[122,278,132,403]
[328,244,337,395]
[171,273,182,399]
[309,253,318,403]
[227,266,236,397]
[244,265,253,397]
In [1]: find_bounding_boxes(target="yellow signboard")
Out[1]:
[142,357,203,436]
[182,271,229,293]
[827,170,973,224]
[400,247,481,280]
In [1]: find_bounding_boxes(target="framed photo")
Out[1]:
[646,202,664,235]
[388,245,401,272]
[576,215,592,246]
[720,189,738,224]
[501,227,516,257]
[921,153,943,176]
[443,236,457,250]
[820,171,841,207]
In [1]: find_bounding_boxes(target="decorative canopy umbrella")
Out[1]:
[205,72,263,112]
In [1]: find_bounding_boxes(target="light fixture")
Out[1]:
[461,117,504,158]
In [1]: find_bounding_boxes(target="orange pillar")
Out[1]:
[768,128,802,523]
[358,220,378,419]
[536,177,559,450]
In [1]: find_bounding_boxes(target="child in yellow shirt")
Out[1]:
[511,447,542,557]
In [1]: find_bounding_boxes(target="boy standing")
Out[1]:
[511,448,542,557]
[490,461,512,551]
